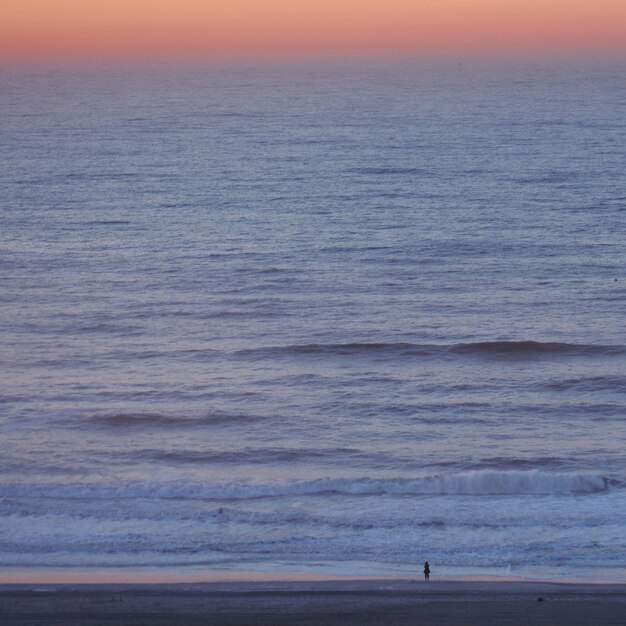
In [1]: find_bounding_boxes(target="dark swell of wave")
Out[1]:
[450,341,623,356]
[469,456,569,470]
[138,447,369,464]
[82,220,132,226]
[546,375,626,392]
[352,166,430,176]
[236,340,624,360]
[72,412,267,429]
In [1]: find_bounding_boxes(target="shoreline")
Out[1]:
[2,579,626,625]
[2,565,626,586]
[3,578,626,590]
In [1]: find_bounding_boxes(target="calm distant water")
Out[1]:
[1,57,625,580]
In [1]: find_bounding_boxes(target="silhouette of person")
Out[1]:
[424,561,430,581]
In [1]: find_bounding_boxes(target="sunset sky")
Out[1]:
[2,0,626,62]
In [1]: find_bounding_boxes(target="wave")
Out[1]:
[77,412,267,429]
[0,471,612,501]
[82,220,131,226]
[547,375,626,392]
[353,167,429,176]
[470,456,569,470]
[139,446,366,464]
[450,341,623,356]
[513,172,574,184]
[236,341,624,360]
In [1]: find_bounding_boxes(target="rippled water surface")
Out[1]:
[1,58,625,578]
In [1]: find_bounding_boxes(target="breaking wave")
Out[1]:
[0,471,611,500]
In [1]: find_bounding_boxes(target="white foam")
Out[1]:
[0,470,609,500]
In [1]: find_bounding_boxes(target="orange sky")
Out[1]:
[2,0,625,62]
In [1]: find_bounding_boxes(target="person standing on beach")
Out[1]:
[424,561,430,580]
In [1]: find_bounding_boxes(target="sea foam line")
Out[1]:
[0,470,611,500]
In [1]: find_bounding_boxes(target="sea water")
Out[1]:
[1,57,625,580]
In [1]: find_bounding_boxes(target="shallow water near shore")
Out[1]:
[1,56,625,579]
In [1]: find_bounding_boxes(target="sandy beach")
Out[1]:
[2,579,626,625]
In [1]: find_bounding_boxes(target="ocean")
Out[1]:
[1,57,625,581]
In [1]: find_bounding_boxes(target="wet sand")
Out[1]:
[2,580,626,625]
